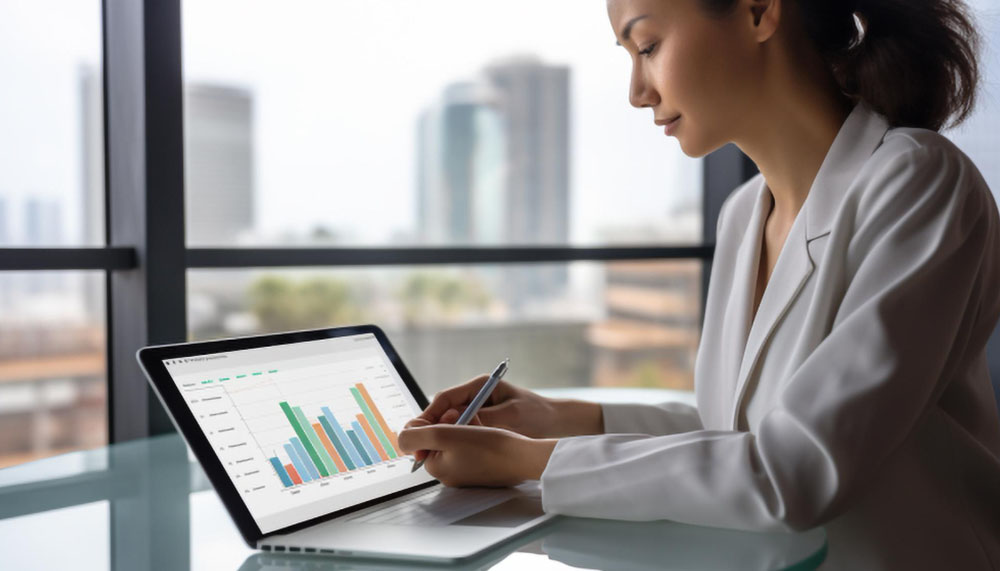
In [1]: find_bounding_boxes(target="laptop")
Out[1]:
[136,324,556,563]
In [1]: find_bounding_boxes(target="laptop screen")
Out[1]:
[162,332,436,533]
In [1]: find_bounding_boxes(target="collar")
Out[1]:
[803,101,891,241]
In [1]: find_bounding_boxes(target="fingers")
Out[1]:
[403,417,432,430]
[417,375,490,423]
[397,424,489,454]
[397,425,445,454]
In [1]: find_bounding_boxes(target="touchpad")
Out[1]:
[453,497,545,528]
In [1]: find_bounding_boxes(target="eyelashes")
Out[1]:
[638,42,657,57]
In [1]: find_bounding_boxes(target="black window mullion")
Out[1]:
[185,245,715,268]
[105,0,187,443]
[701,144,758,325]
[0,247,136,270]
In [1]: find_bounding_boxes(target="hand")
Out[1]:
[398,421,557,487]
[406,375,602,439]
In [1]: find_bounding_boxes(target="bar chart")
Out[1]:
[268,383,402,487]
[166,333,434,532]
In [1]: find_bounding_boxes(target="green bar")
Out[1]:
[268,369,278,374]
[350,387,397,458]
[219,377,230,381]
[236,374,247,379]
[279,402,329,477]
[252,372,263,376]
[319,416,356,471]
[293,407,336,474]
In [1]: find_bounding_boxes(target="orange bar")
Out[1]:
[356,414,389,461]
[355,383,399,450]
[312,423,348,472]
[285,463,303,485]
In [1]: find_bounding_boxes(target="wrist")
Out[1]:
[518,437,558,481]
[552,399,604,437]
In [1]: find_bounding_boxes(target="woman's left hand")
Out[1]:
[398,420,557,487]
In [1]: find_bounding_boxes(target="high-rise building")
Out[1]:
[184,84,256,246]
[80,66,105,320]
[80,66,103,248]
[0,196,7,245]
[417,56,571,311]
[483,56,570,248]
[417,81,506,244]
[485,57,571,309]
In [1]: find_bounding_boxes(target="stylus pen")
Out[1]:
[410,357,510,473]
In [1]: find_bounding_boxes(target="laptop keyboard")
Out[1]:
[341,485,517,526]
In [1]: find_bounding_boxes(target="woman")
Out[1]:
[398,0,1000,567]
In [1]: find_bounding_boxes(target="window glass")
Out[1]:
[0,0,104,247]
[181,0,702,247]
[189,262,703,395]
[0,272,106,469]
[947,1,1000,203]
[947,2,1000,405]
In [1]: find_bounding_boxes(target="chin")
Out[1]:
[677,133,727,159]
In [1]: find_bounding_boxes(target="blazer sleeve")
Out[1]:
[540,144,1000,531]
[601,402,703,435]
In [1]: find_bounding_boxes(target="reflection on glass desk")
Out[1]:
[0,389,827,571]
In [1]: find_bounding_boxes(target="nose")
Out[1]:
[628,63,659,109]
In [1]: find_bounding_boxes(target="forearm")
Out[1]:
[550,398,604,437]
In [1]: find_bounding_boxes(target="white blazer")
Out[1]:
[540,102,1000,570]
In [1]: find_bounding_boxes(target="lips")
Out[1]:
[654,114,682,127]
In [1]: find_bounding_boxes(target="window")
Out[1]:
[181,0,702,248]
[0,0,736,470]
[0,0,107,467]
[946,0,1000,407]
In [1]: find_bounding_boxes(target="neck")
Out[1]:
[732,45,853,228]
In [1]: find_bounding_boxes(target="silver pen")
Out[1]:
[411,358,510,473]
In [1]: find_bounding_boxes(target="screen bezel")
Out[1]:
[136,324,437,547]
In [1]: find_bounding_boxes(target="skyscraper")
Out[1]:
[484,56,571,308]
[417,81,506,244]
[417,56,571,311]
[0,197,7,245]
[184,84,256,246]
[483,56,570,248]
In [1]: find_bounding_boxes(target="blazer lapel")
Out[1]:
[727,101,891,429]
[730,213,814,429]
[714,180,771,426]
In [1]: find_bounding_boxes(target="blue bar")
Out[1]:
[283,442,313,482]
[346,430,372,465]
[322,407,365,467]
[319,416,356,471]
[269,457,294,487]
[291,437,321,480]
[352,420,383,464]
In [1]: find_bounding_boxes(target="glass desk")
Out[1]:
[0,389,827,570]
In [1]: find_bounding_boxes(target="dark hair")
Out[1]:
[699,0,981,131]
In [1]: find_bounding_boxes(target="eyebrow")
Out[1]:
[615,14,649,46]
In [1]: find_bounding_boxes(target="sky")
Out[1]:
[1,0,998,247]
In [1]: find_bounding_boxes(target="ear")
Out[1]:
[747,0,780,43]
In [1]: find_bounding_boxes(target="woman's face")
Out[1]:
[607,0,761,157]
